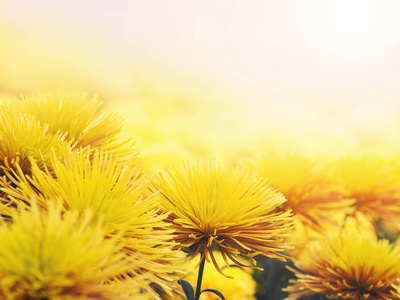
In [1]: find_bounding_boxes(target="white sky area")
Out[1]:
[1,0,400,127]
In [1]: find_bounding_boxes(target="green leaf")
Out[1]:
[178,280,195,300]
[201,288,225,300]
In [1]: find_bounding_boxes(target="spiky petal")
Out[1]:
[155,160,294,276]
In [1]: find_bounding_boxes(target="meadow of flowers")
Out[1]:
[0,92,399,300]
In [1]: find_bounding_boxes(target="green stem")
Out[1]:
[194,257,206,300]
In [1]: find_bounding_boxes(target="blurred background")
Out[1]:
[1,0,400,167]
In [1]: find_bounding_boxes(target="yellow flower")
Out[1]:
[284,226,400,299]
[3,92,135,158]
[3,147,185,298]
[290,210,377,262]
[0,108,68,179]
[154,160,294,276]
[0,202,133,300]
[0,107,69,211]
[246,151,352,228]
[336,151,400,223]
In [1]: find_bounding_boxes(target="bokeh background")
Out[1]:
[1,0,400,165]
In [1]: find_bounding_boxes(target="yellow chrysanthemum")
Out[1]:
[154,160,294,276]
[2,92,135,158]
[289,210,377,263]
[0,108,68,178]
[246,151,352,227]
[0,202,134,300]
[0,107,69,210]
[3,147,185,298]
[292,211,377,265]
[336,151,400,223]
[284,226,400,300]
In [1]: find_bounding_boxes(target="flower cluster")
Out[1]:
[0,94,183,299]
[0,93,298,300]
[1,92,400,300]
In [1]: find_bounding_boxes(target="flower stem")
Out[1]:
[194,258,206,300]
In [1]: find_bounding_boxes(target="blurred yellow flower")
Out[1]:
[337,151,400,223]
[292,211,376,265]
[3,92,135,158]
[246,151,352,228]
[155,160,294,276]
[3,147,185,298]
[284,226,400,299]
[0,202,133,300]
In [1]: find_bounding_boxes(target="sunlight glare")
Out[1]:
[325,0,379,40]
